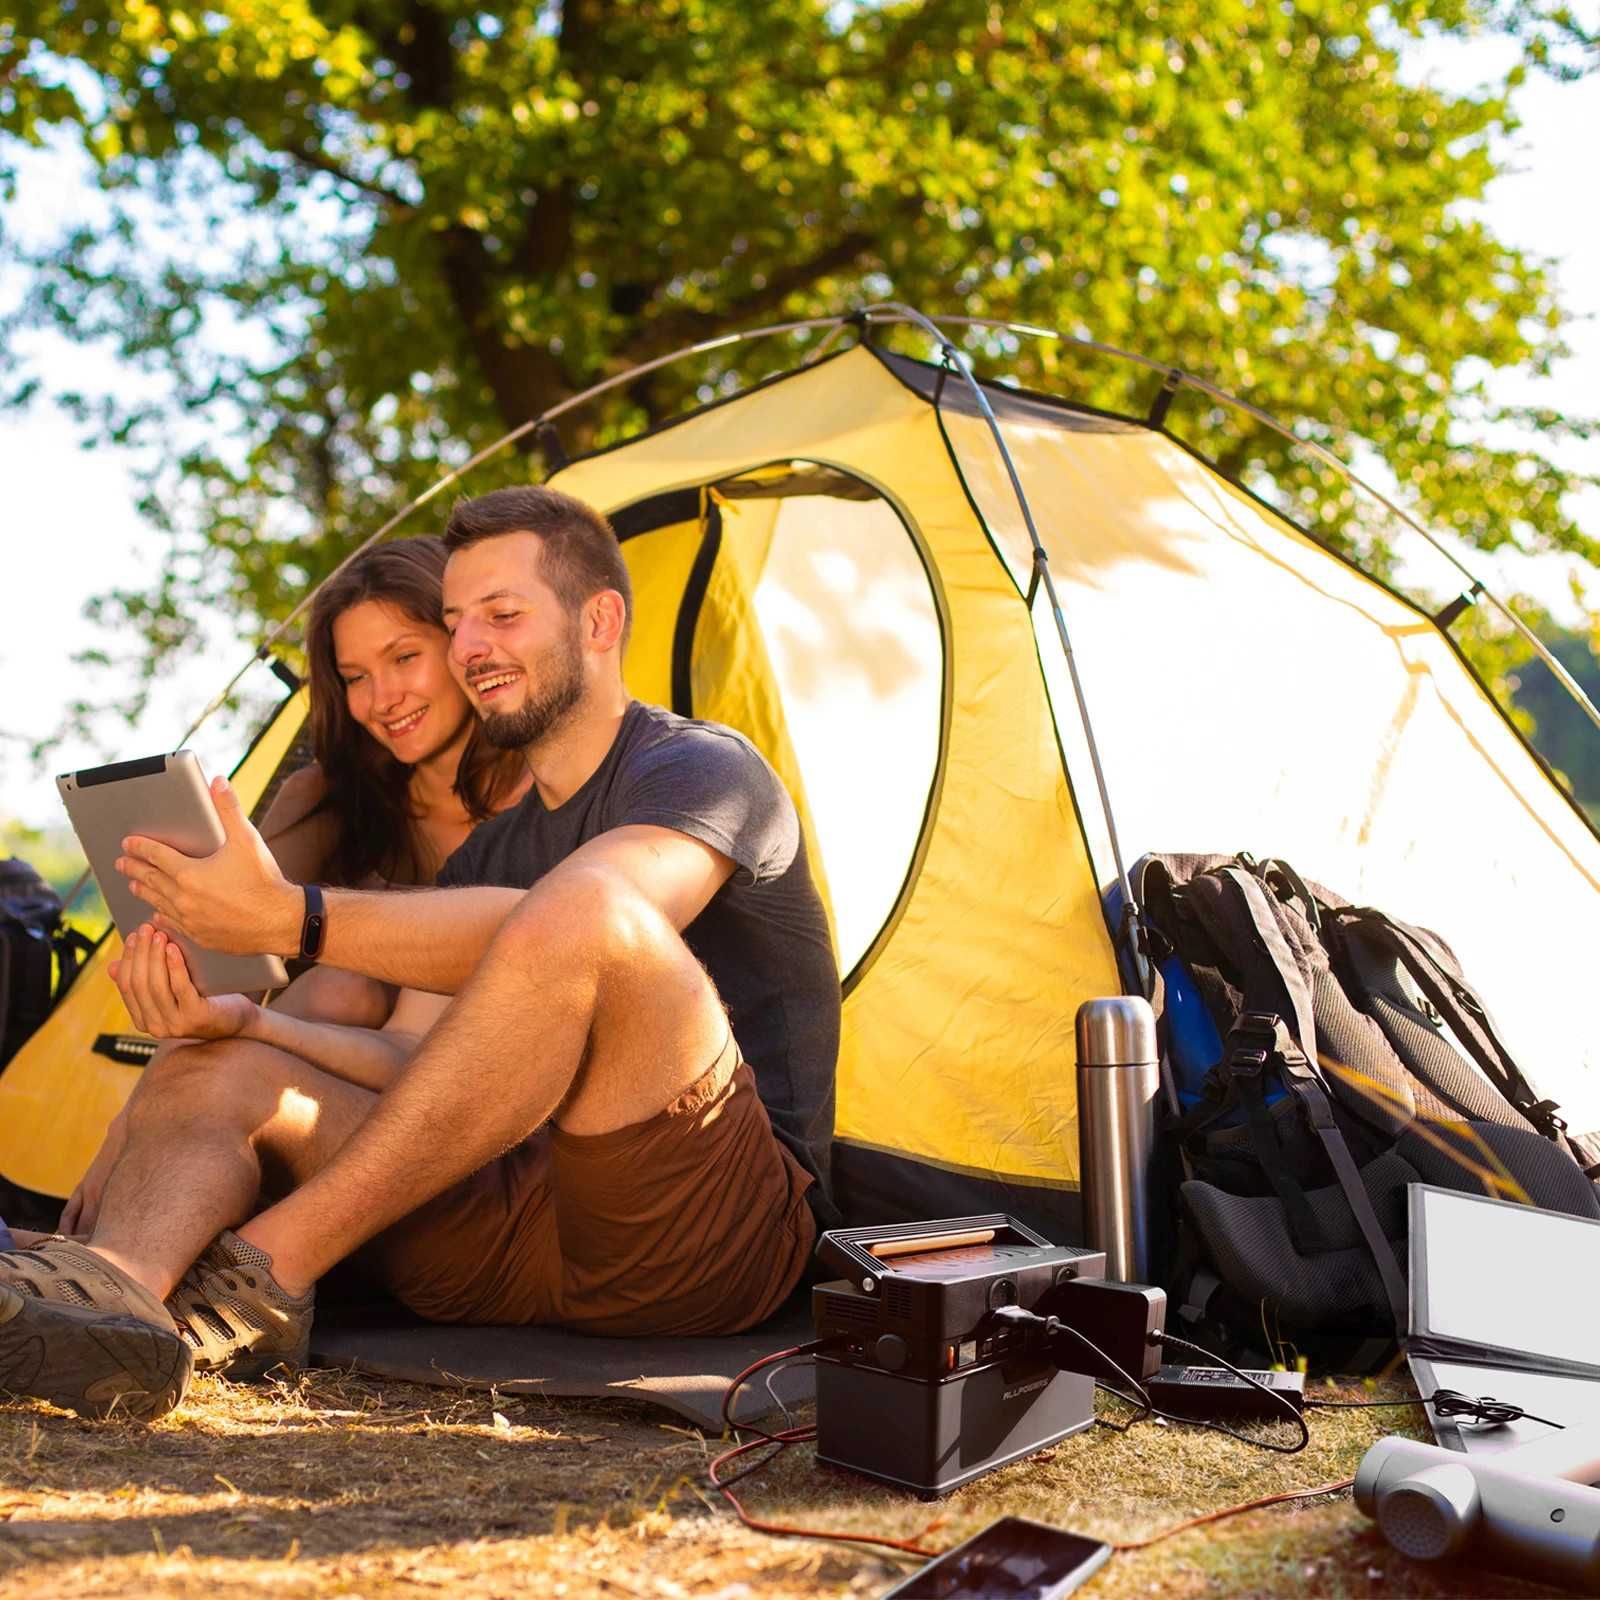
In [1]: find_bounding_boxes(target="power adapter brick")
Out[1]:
[1146,1365,1306,1423]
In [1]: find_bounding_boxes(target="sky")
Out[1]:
[1,23,1597,830]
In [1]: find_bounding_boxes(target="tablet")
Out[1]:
[58,750,289,998]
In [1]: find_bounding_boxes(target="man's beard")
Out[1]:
[478,627,586,751]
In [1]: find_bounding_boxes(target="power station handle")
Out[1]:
[867,1229,997,1259]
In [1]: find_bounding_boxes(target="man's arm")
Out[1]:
[118,775,734,990]
[310,884,527,991]
[557,824,736,930]
[117,774,527,991]
[304,823,730,981]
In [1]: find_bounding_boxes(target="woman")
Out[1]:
[56,537,527,1231]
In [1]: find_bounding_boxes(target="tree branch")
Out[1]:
[435,224,573,434]
[622,220,901,359]
[356,0,456,110]
[284,145,410,208]
[520,176,574,277]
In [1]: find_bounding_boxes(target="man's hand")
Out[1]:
[60,1106,131,1236]
[116,775,302,956]
[109,925,259,1041]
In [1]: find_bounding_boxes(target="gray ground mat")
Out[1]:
[308,1299,816,1432]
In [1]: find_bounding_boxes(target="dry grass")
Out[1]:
[0,1367,1566,1599]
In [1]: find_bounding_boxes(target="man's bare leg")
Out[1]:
[241,861,730,1293]
[87,1040,378,1300]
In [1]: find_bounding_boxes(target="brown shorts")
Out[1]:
[363,1036,817,1337]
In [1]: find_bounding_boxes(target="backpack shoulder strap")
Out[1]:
[52,927,95,1004]
[1217,867,1319,1066]
[1336,907,1566,1141]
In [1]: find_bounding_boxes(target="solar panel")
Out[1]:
[1408,1183,1600,1389]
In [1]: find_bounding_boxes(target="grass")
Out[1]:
[0,1368,1567,1599]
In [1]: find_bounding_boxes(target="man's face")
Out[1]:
[441,532,586,750]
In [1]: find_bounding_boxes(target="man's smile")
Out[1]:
[469,669,524,701]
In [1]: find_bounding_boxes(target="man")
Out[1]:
[0,487,839,1422]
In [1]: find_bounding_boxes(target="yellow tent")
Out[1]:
[5,315,1597,1238]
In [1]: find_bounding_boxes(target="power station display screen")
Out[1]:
[1414,1185,1600,1374]
[882,1518,1110,1599]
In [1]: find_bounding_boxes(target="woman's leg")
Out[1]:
[269,964,398,1027]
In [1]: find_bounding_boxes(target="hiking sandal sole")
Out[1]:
[0,1284,193,1421]
[222,1344,309,1383]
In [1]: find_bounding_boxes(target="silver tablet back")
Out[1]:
[58,750,289,997]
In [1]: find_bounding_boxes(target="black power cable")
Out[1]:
[988,1308,1311,1454]
[1305,1388,1567,1431]
[1148,1329,1311,1454]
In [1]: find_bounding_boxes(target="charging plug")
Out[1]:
[991,1279,1166,1383]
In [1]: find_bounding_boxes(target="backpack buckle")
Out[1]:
[1230,1011,1280,1051]
[1225,1046,1269,1082]
[1525,1099,1568,1137]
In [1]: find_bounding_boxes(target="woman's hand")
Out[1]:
[109,925,258,1041]
[60,1108,131,1236]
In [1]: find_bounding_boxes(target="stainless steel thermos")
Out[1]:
[1075,996,1160,1283]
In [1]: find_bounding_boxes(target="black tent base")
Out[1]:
[0,1175,62,1234]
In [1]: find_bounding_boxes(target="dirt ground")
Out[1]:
[0,1367,1566,1600]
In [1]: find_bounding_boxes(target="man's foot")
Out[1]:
[0,1237,178,1326]
[0,1285,192,1421]
[166,1231,314,1380]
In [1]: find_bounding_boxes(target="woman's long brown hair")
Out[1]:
[303,538,522,886]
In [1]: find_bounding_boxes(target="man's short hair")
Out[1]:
[443,486,633,647]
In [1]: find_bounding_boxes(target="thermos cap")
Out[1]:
[1075,995,1157,1067]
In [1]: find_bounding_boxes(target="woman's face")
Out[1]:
[332,599,473,766]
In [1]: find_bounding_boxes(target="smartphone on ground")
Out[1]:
[880,1515,1111,1599]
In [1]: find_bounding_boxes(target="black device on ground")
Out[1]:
[810,1215,1165,1496]
[879,1516,1111,1599]
[1145,1364,1306,1423]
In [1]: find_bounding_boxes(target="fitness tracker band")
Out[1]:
[299,883,327,962]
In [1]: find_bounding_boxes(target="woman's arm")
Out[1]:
[109,928,447,1093]
[258,763,341,886]
[242,987,449,1091]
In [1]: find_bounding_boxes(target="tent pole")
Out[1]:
[872,312,1600,741]
[176,317,851,745]
[856,302,1150,993]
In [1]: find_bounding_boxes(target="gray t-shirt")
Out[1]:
[437,701,839,1212]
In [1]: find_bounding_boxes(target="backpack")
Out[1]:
[1107,852,1600,1368]
[0,858,95,1230]
[0,857,93,1068]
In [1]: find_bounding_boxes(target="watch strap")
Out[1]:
[299,884,327,962]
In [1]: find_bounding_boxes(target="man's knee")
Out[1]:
[499,862,676,974]
[127,1039,281,1135]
